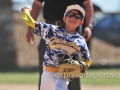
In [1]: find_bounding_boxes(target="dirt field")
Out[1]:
[0,84,120,90]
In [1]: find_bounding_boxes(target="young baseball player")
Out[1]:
[21,4,92,90]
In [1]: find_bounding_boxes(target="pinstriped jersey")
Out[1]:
[33,21,90,67]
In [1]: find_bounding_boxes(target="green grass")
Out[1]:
[81,69,120,85]
[0,69,120,85]
[0,72,39,84]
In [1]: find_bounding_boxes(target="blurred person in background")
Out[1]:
[26,0,93,90]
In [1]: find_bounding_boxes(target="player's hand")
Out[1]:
[21,6,34,45]
[21,6,32,13]
[79,64,84,72]
[26,27,34,45]
[79,61,87,73]
[83,27,92,41]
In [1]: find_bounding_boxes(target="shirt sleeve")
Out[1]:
[38,0,44,3]
[81,42,90,60]
[80,38,92,67]
[33,22,56,40]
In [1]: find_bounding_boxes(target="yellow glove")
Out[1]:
[22,9,35,28]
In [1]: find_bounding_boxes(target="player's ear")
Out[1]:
[63,17,66,23]
[79,21,84,25]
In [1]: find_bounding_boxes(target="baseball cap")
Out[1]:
[64,4,85,17]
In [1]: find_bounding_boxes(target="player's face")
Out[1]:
[64,10,83,29]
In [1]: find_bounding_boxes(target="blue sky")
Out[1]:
[92,0,120,13]
[12,0,120,13]
[12,0,34,12]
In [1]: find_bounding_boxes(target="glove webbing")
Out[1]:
[58,54,78,64]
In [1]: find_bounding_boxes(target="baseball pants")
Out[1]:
[40,66,69,90]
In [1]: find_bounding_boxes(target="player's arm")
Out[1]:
[83,0,94,29]
[81,45,92,68]
[80,39,92,69]
[21,0,43,28]
[26,0,43,45]
[83,0,94,41]
[27,0,43,29]
[30,0,43,21]
[21,7,56,40]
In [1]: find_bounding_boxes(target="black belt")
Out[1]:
[46,20,64,27]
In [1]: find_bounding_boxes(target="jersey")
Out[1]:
[38,0,85,21]
[33,22,91,67]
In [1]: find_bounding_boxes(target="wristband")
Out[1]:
[86,24,93,30]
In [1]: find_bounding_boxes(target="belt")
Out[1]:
[44,65,59,72]
[46,20,64,27]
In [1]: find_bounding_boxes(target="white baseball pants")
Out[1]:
[40,67,69,90]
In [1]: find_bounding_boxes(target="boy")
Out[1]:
[21,4,91,90]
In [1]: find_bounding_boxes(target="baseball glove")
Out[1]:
[58,55,87,79]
